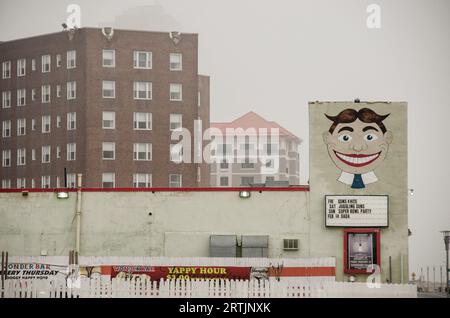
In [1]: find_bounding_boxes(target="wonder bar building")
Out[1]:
[0,101,408,283]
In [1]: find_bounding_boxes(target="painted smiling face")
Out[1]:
[323,108,393,175]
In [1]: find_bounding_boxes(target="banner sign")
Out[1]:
[0,263,67,280]
[344,228,380,274]
[325,195,388,227]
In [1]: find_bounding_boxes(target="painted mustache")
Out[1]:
[334,150,381,167]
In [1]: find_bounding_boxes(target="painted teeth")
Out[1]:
[336,153,378,164]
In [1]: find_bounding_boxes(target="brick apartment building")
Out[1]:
[210,112,301,187]
[0,28,210,188]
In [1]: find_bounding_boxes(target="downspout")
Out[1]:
[75,173,82,254]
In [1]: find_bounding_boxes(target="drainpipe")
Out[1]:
[75,174,82,254]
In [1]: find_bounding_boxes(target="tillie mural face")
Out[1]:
[323,108,393,189]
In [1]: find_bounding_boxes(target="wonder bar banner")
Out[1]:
[325,195,388,227]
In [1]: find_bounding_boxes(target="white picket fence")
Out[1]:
[2,278,417,298]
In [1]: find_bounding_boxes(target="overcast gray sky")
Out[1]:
[1,0,449,276]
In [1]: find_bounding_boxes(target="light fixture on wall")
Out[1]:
[239,191,251,199]
[56,191,69,199]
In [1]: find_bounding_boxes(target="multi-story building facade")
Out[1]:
[0,28,210,188]
[210,112,301,187]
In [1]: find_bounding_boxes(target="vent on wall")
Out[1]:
[283,239,299,251]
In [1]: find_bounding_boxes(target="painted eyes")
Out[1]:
[364,134,378,142]
[338,134,352,142]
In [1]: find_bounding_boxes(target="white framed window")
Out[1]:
[56,146,61,159]
[170,53,182,71]
[2,179,11,189]
[41,85,51,103]
[170,144,183,163]
[31,59,36,71]
[41,175,51,188]
[41,146,51,163]
[56,116,61,128]
[17,88,26,106]
[56,177,61,188]
[2,150,11,167]
[17,59,26,76]
[56,85,61,98]
[2,61,11,78]
[67,143,76,161]
[102,49,115,67]
[102,142,115,160]
[67,173,76,188]
[133,81,152,100]
[133,143,152,161]
[31,119,36,131]
[16,178,26,189]
[41,55,51,73]
[67,81,76,99]
[2,120,11,138]
[2,91,11,108]
[169,174,182,188]
[133,112,152,130]
[56,54,61,67]
[170,114,182,131]
[42,115,51,133]
[102,111,115,129]
[102,173,115,188]
[102,80,115,98]
[67,112,76,130]
[133,174,152,188]
[31,149,36,161]
[170,83,182,101]
[220,176,229,187]
[31,88,36,101]
[17,118,26,136]
[133,51,152,69]
[198,91,201,107]
[17,148,26,166]
[67,50,76,69]
[31,179,35,188]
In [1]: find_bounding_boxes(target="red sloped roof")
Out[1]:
[211,111,301,142]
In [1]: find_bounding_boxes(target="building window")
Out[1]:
[198,91,201,107]
[265,176,275,182]
[31,88,36,101]
[41,55,51,73]
[17,148,26,166]
[67,50,76,69]
[2,61,11,78]
[133,81,152,100]
[17,59,26,77]
[133,51,152,69]
[102,173,115,188]
[2,91,11,108]
[17,118,26,136]
[17,89,26,106]
[16,178,26,189]
[170,144,183,163]
[41,85,51,103]
[67,81,76,100]
[31,59,36,71]
[102,111,115,129]
[102,80,115,98]
[2,120,11,138]
[102,142,115,160]
[31,149,36,161]
[56,116,61,128]
[169,114,182,131]
[170,83,182,101]
[2,179,11,189]
[240,176,254,186]
[42,115,51,133]
[170,53,182,71]
[133,174,152,188]
[220,176,229,187]
[102,49,115,67]
[56,85,61,98]
[169,174,182,188]
[56,54,61,67]
[31,179,35,188]
[133,143,152,161]
[133,112,152,130]
[241,159,255,169]
[67,143,76,161]
[2,150,11,167]
[67,173,76,188]
[220,160,229,170]
[41,176,51,188]
[56,146,61,159]
[42,146,51,163]
[67,112,76,130]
